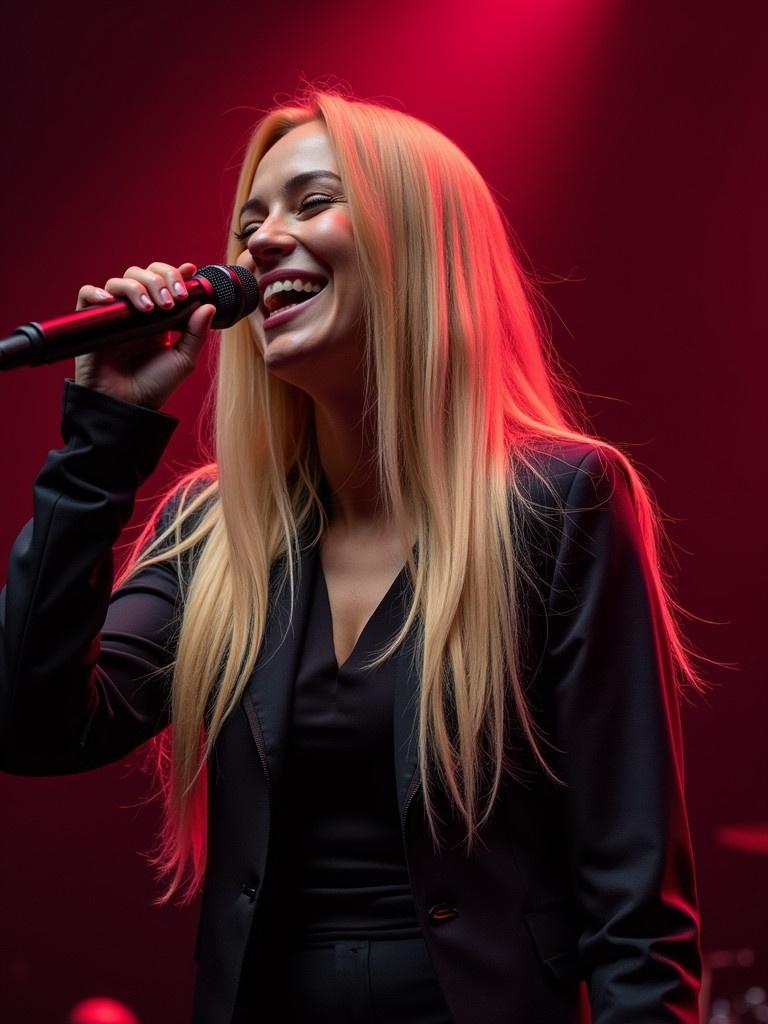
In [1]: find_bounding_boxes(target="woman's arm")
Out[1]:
[0,379,183,774]
[546,447,701,1023]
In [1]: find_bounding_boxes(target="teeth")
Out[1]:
[263,278,325,311]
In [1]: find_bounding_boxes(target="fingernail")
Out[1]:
[96,289,111,299]
[160,288,173,305]
[140,294,154,310]
[173,281,187,297]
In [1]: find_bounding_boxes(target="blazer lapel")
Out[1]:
[242,535,319,796]
[242,527,424,825]
[392,605,423,825]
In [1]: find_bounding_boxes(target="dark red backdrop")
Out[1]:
[1,3,766,1022]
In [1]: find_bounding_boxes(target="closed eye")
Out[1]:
[300,193,335,210]
[233,193,338,243]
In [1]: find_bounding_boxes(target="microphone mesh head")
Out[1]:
[196,264,260,327]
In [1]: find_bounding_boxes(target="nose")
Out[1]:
[246,216,298,266]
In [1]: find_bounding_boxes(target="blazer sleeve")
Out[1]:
[545,447,702,1023]
[0,379,184,775]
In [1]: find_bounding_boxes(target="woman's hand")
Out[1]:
[74,261,216,411]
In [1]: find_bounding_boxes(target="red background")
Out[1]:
[1,2,766,1021]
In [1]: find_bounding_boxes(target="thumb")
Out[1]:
[173,303,216,365]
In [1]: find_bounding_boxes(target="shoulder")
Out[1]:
[513,436,631,513]
[161,468,217,515]
[509,437,644,587]
[150,469,219,554]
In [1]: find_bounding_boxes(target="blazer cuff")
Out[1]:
[61,379,179,483]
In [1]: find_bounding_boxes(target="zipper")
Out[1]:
[400,770,423,838]
[242,696,272,884]
[243,695,271,789]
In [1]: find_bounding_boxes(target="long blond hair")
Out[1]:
[118,87,707,903]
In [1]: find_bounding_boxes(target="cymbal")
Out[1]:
[716,823,768,854]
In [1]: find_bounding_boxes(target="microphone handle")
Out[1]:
[0,277,216,371]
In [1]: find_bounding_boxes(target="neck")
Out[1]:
[313,396,391,534]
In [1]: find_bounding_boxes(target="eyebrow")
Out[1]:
[238,170,342,220]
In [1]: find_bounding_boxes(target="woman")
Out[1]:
[0,89,703,1022]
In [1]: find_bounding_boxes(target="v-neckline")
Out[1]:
[318,557,407,673]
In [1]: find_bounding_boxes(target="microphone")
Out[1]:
[0,264,260,371]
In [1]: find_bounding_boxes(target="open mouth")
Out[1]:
[262,277,329,329]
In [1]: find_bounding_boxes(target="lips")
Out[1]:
[262,282,328,331]
[256,268,329,323]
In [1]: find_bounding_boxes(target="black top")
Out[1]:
[263,549,425,948]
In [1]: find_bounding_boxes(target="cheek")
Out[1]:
[311,211,357,264]
[235,249,255,274]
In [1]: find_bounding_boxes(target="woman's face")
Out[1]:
[235,121,366,386]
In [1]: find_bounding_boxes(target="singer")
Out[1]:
[0,89,703,1023]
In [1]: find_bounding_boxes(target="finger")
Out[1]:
[104,275,158,313]
[172,303,216,367]
[123,266,178,310]
[76,285,118,311]
[146,262,194,303]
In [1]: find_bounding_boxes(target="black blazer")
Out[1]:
[0,381,702,1023]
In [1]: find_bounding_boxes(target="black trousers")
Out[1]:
[244,935,455,1023]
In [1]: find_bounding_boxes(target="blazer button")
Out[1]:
[427,902,458,925]
[241,878,259,900]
